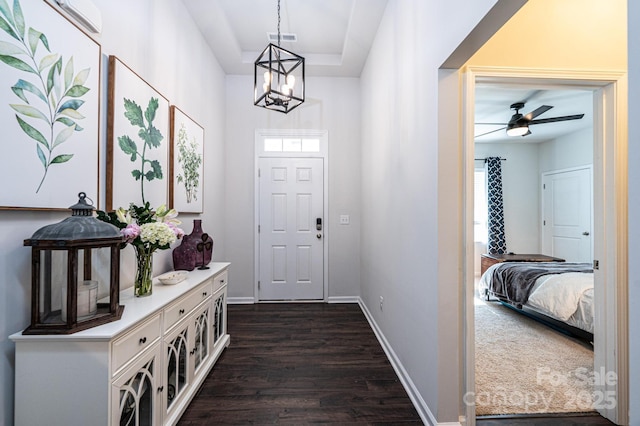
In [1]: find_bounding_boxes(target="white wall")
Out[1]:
[627,0,639,422]
[223,76,362,301]
[539,126,594,173]
[0,1,225,423]
[360,0,499,422]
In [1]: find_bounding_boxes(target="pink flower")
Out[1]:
[168,222,185,239]
[121,223,141,243]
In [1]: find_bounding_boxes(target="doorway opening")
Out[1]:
[461,69,628,425]
[472,83,596,416]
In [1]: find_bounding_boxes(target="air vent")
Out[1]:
[267,32,297,43]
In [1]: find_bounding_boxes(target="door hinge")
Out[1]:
[593,259,599,270]
[543,183,546,189]
[258,225,260,233]
[543,220,546,226]
[258,280,261,289]
[258,168,261,178]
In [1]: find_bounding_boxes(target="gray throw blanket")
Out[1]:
[488,262,593,307]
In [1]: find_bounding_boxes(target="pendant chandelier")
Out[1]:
[254,0,305,113]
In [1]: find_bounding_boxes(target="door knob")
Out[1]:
[582,231,590,236]
[316,233,322,239]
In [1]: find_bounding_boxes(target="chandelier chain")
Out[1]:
[277,0,281,46]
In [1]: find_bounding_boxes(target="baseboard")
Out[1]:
[327,296,360,304]
[357,298,456,426]
[227,297,255,304]
[228,296,360,304]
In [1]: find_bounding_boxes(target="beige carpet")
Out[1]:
[474,300,595,415]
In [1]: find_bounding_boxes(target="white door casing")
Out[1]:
[254,129,329,303]
[461,68,627,426]
[542,167,593,262]
[258,157,324,300]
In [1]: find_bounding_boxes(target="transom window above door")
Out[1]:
[264,138,320,153]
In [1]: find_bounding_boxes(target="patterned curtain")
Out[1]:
[486,157,507,254]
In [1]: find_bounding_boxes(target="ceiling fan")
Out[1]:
[475,102,585,138]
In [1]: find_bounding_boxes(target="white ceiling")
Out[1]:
[181,1,592,142]
[474,84,593,144]
[182,0,389,77]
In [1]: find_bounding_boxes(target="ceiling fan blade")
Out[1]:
[529,114,585,125]
[522,90,544,104]
[474,122,507,126]
[474,126,506,138]
[524,105,553,121]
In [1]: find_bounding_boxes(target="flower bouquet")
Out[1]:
[97,203,184,297]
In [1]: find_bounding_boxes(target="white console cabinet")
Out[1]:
[11,263,230,426]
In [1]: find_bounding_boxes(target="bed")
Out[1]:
[478,261,594,341]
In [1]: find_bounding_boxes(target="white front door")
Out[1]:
[258,157,324,300]
[542,167,592,262]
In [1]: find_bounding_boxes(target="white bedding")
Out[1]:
[479,263,594,333]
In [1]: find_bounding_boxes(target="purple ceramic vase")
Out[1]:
[172,220,213,271]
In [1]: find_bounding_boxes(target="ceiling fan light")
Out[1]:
[506,124,529,137]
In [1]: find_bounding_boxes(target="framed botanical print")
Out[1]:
[0,0,100,209]
[107,56,170,211]
[170,106,204,213]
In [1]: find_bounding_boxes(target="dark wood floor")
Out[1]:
[476,413,616,425]
[178,303,616,426]
[178,303,423,425]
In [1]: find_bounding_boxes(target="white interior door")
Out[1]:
[542,167,592,262]
[258,157,324,300]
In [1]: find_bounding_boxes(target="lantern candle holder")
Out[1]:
[23,192,125,335]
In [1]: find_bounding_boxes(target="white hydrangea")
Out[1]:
[139,222,177,246]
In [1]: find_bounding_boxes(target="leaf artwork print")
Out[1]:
[118,97,164,204]
[0,0,90,192]
[176,123,202,203]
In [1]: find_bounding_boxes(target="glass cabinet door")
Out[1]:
[193,306,210,372]
[213,293,225,344]
[165,327,188,410]
[112,345,160,426]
